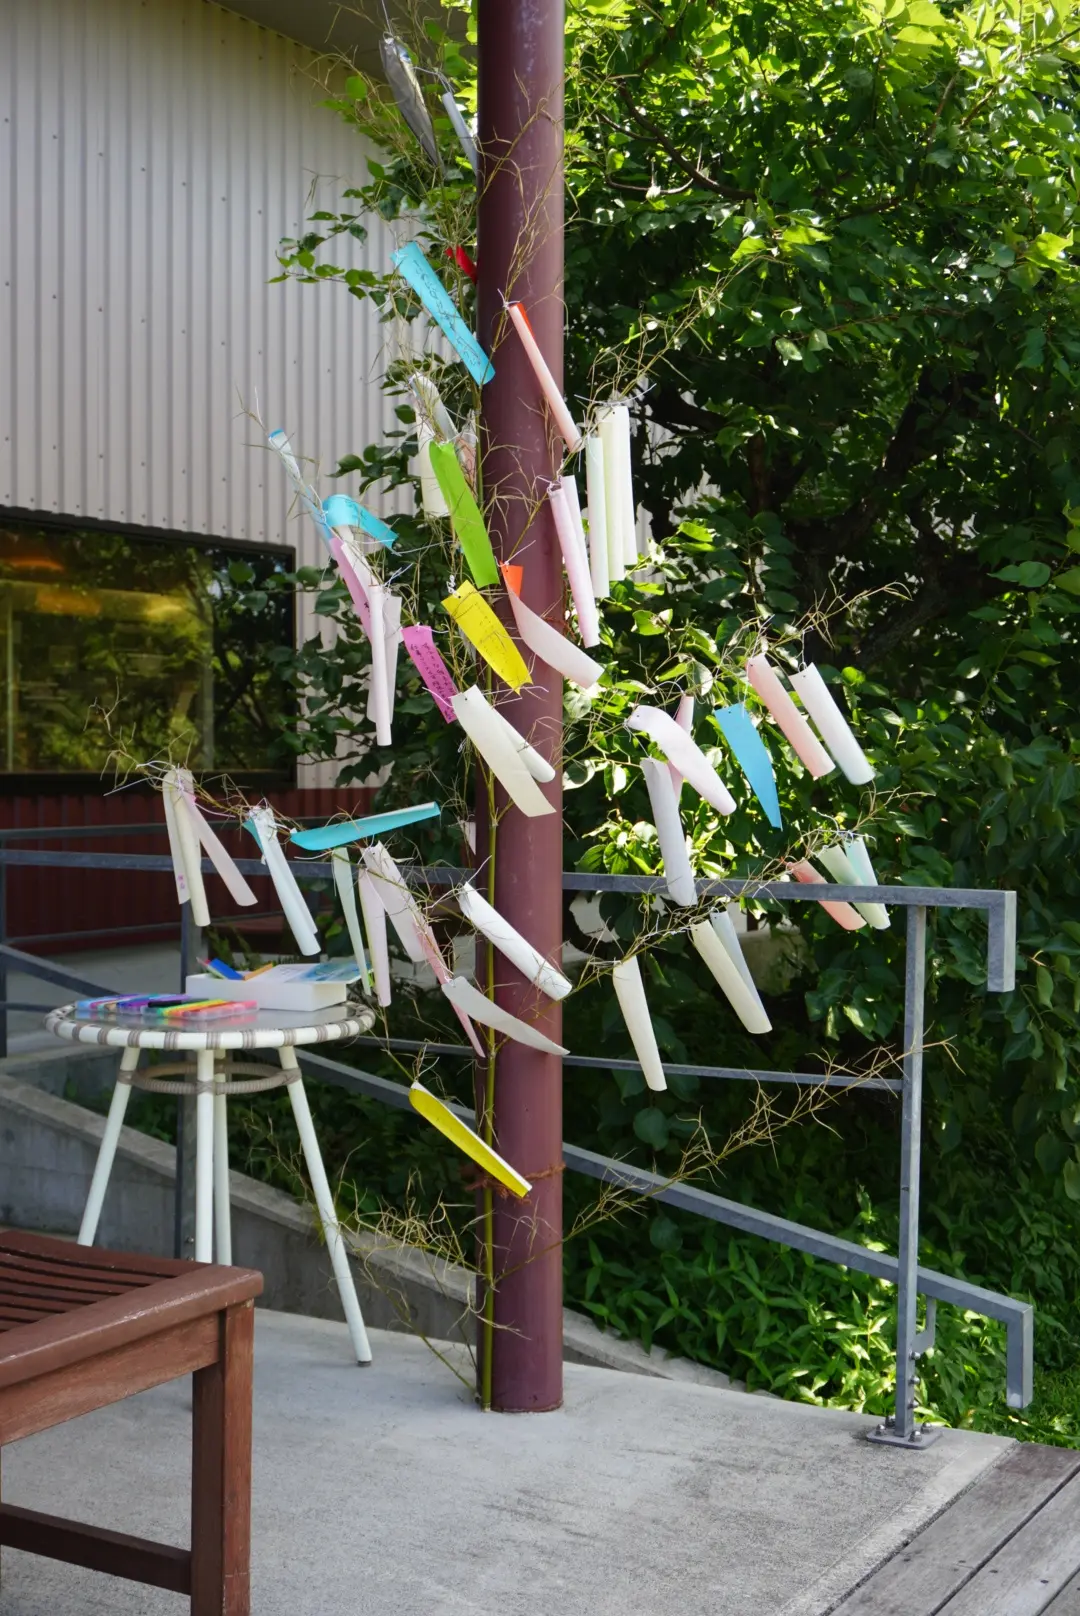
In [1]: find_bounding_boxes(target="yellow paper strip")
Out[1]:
[408,1082,531,1198]
[442,581,530,692]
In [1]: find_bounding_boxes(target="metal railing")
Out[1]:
[0,830,1026,1444]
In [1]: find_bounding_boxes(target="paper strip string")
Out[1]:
[441,975,568,1055]
[331,849,371,991]
[640,758,697,908]
[161,772,190,907]
[789,665,876,786]
[180,783,259,909]
[708,907,771,1019]
[439,93,479,176]
[410,1082,530,1198]
[445,244,479,283]
[549,480,601,648]
[584,433,610,600]
[499,565,605,690]
[789,860,866,931]
[357,872,392,1006]
[713,702,782,829]
[627,705,736,816]
[745,655,835,780]
[452,686,556,817]
[322,493,397,551]
[442,582,531,691]
[402,625,459,723]
[380,36,441,171]
[458,881,572,1000]
[505,301,583,453]
[291,803,441,852]
[248,807,321,955]
[427,441,499,587]
[690,918,772,1034]
[329,535,373,639]
[668,694,694,802]
[268,429,335,548]
[817,842,890,930]
[392,242,494,387]
[611,955,667,1092]
[359,842,426,962]
[598,409,627,585]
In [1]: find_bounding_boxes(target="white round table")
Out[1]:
[47,1002,376,1363]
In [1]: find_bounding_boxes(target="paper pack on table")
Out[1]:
[505,301,582,453]
[690,917,772,1034]
[789,665,876,786]
[391,242,494,387]
[500,564,605,690]
[745,655,835,780]
[442,582,530,690]
[816,841,889,929]
[548,479,601,648]
[584,433,610,599]
[713,702,782,829]
[457,881,572,1000]
[789,860,866,931]
[357,872,392,1006]
[409,1082,531,1198]
[640,758,697,908]
[441,975,568,1055]
[427,441,499,587]
[627,705,736,816]
[611,954,667,1091]
[247,807,321,955]
[452,687,556,817]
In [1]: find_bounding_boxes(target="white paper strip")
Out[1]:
[417,424,450,517]
[331,849,371,989]
[690,919,772,1034]
[160,772,190,906]
[359,843,426,963]
[452,687,556,817]
[484,699,555,782]
[440,90,478,176]
[789,860,867,931]
[609,404,639,564]
[357,872,392,1006]
[817,842,889,929]
[441,975,568,1055]
[584,433,610,599]
[668,693,694,801]
[409,372,457,441]
[503,583,605,690]
[611,954,667,1091]
[180,781,258,910]
[549,480,601,648]
[505,301,583,453]
[745,655,835,780]
[640,758,697,908]
[627,705,736,816]
[250,807,321,956]
[367,583,392,746]
[563,472,588,563]
[598,409,626,584]
[458,881,572,1000]
[165,771,209,927]
[708,907,761,1002]
[789,665,876,786]
[383,591,402,727]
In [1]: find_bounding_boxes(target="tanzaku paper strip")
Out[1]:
[357,871,392,1007]
[359,842,426,963]
[409,1082,530,1199]
[331,849,371,991]
[367,583,392,746]
[499,565,605,690]
[366,589,402,738]
[457,881,572,1000]
[329,536,373,639]
[708,908,771,1022]
[441,975,568,1055]
[505,301,583,453]
[267,429,336,548]
[606,403,638,564]
[439,89,478,177]
[163,770,207,925]
[789,664,876,786]
[402,625,459,723]
[380,37,441,171]
[416,424,449,518]
[690,918,772,1035]
[483,697,556,782]
[290,803,441,852]
[160,775,190,907]
[445,244,479,283]
[179,781,259,909]
[640,758,697,908]
[409,372,457,440]
[248,807,321,955]
[391,242,494,387]
[713,702,782,829]
[817,841,890,930]
[745,655,835,780]
[627,705,736,816]
[442,581,531,691]
[611,954,667,1091]
[322,493,397,551]
[584,433,610,600]
[452,687,556,817]
[598,409,627,585]
[668,693,694,802]
[549,480,601,648]
[427,441,499,587]
[789,860,867,931]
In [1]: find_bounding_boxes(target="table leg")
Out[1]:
[279,1048,372,1364]
[195,1050,215,1264]
[214,1065,233,1266]
[191,1299,254,1616]
[78,1046,140,1246]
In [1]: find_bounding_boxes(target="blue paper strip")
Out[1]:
[289,801,442,851]
[323,494,397,551]
[391,242,495,387]
[713,703,782,829]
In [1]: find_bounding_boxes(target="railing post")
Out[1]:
[173,905,200,1259]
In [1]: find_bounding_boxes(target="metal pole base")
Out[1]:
[866,1417,944,1449]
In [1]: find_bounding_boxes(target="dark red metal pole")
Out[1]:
[475,0,565,1413]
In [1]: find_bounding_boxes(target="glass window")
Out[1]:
[0,517,295,779]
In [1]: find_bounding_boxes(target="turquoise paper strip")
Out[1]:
[323,494,397,550]
[713,703,782,829]
[391,242,495,387]
[289,801,442,851]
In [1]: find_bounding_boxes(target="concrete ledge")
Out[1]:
[0,1057,733,1389]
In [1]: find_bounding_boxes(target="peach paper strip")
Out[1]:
[441,975,568,1055]
[817,842,889,930]
[627,705,736,816]
[745,655,835,779]
[402,625,459,723]
[789,860,867,931]
[505,301,583,453]
[357,872,392,1007]
[667,694,694,801]
[452,686,556,818]
[330,535,372,639]
[611,954,667,1092]
[549,480,601,648]
[640,758,697,909]
[584,433,610,599]
[789,664,876,786]
[500,565,605,690]
[598,409,626,585]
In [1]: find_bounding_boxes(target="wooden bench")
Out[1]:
[0,1230,262,1614]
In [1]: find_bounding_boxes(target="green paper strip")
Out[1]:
[427,442,499,588]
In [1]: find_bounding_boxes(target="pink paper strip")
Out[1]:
[789,861,866,930]
[403,625,459,724]
[330,535,372,640]
[745,655,834,779]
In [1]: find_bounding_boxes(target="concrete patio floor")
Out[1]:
[0,1310,1013,1616]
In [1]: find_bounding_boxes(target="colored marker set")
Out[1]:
[74,994,256,1024]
